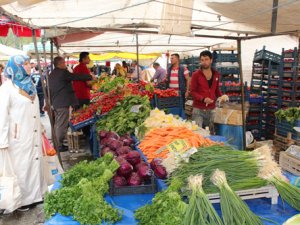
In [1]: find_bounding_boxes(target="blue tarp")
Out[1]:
[46,173,300,225]
[216,124,244,150]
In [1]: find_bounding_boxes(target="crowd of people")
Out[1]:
[0,49,228,214]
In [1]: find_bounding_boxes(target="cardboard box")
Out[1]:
[214,107,244,125]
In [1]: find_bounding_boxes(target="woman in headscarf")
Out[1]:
[0,55,47,212]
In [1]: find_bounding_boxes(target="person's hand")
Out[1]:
[204,97,214,105]
[185,91,190,98]
[91,74,97,81]
[219,94,229,103]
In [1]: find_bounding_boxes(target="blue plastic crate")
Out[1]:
[218,67,240,75]
[69,116,97,131]
[215,53,238,62]
[154,95,182,109]
[249,97,264,103]
[254,48,281,64]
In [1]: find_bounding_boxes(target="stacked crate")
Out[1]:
[279,48,300,108]
[214,50,240,83]
[247,46,281,140]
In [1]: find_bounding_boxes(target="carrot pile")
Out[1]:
[138,127,218,162]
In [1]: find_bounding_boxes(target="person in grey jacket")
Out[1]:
[48,56,93,152]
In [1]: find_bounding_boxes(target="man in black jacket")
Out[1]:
[49,56,93,152]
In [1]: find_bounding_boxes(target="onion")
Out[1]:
[150,158,163,170]
[117,162,133,177]
[113,175,127,186]
[154,165,167,179]
[98,130,108,139]
[115,155,127,164]
[138,165,151,180]
[126,151,141,166]
[108,139,122,151]
[135,161,148,171]
[106,132,119,140]
[127,172,142,186]
[116,146,132,156]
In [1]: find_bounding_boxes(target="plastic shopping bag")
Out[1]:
[0,150,22,214]
[42,134,64,185]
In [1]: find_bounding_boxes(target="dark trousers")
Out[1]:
[54,107,69,150]
[77,99,91,138]
[38,93,45,114]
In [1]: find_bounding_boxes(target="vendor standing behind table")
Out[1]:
[166,53,190,106]
[112,63,126,77]
[128,61,142,82]
[49,56,93,153]
[150,62,166,84]
[72,52,95,108]
[190,50,228,135]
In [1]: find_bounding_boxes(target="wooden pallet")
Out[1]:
[207,186,279,205]
[67,130,84,150]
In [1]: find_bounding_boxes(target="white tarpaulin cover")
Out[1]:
[1,0,300,54]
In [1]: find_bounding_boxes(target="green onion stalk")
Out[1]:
[183,175,224,225]
[255,147,300,211]
[211,169,263,225]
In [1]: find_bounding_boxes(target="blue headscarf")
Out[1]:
[4,55,37,96]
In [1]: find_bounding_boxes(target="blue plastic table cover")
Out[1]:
[45,172,300,225]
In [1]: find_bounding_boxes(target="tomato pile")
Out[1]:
[70,91,124,125]
[70,81,180,125]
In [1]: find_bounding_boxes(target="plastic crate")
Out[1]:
[280,145,300,176]
[249,97,264,103]
[215,53,238,63]
[254,48,281,64]
[109,172,157,195]
[69,116,97,131]
[223,86,242,91]
[207,186,279,205]
[282,71,295,78]
[154,95,182,109]
[218,67,240,75]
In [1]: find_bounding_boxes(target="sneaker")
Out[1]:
[58,146,68,152]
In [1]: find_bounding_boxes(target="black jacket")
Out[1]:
[49,68,92,109]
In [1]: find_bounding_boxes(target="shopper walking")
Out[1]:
[0,55,48,212]
[48,56,93,153]
[190,50,228,134]
[166,53,190,105]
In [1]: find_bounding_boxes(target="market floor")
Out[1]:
[0,113,92,225]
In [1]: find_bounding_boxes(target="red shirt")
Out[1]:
[72,63,91,100]
[190,69,222,110]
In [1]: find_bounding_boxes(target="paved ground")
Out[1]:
[0,113,92,225]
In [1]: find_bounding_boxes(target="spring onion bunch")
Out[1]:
[183,175,224,225]
[255,146,300,211]
[211,169,263,225]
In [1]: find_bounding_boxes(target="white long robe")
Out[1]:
[0,80,47,208]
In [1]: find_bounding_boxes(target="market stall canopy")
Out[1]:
[0,43,27,60]
[72,52,161,61]
[0,16,41,37]
[1,0,300,54]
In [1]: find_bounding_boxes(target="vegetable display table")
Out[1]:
[45,174,299,225]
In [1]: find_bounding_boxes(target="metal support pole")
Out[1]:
[136,32,140,82]
[32,29,62,165]
[237,38,246,150]
[50,39,54,73]
[271,0,279,34]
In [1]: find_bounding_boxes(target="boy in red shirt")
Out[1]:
[190,50,228,134]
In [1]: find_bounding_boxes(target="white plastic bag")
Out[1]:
[0,150,22,214]
[42,135,63,185]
